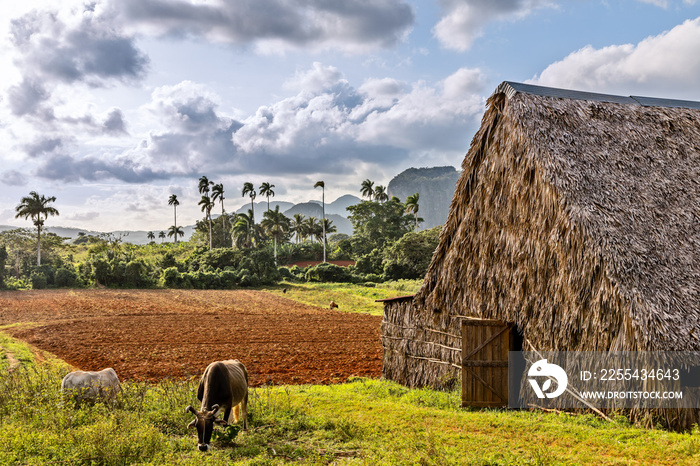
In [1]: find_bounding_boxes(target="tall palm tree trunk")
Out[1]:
[36,223,42,266]
[208,211,213,250]
[221,205,226,246]
[321,190,326,262]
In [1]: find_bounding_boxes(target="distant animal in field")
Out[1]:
[186,359,248,452]
[282,288,287,294]
[61,368,121,402]
[329,301,338,309]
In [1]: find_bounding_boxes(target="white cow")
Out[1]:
[61,368,121,402]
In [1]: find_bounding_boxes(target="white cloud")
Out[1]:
[531,18,700,98]
[283,62,345,93]
[433,0,555,51]
[232,64,486,171]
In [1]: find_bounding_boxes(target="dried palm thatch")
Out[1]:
[383,81,700,429]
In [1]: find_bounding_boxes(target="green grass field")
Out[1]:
[1,285,699,465]
[263,279,423,316]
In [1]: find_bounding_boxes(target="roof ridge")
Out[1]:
[496,81,700,110]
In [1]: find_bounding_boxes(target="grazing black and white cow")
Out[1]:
[185,359,248,452]
[61,368,121,402]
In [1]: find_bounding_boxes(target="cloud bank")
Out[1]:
[531,17,700,98]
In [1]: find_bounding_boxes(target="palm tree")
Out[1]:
[259,182,275,213]
[168,194,180,244]
[232,210,254,248]
[303,216,320,243]
[158,231,166,242]
[147,231,155,242]
[314,180,326,262]
[374,185,389,203]
[167,225,184,242]
[198,195,215,250]
[405,192,420,229]
[261,206,290,265]
[242,182,256,223]
[290,213,306,243]
[321,218,337,248]
[211,183,226,245]
[360,179,375,201]
[14,191,59,266]
[198,176,213,196]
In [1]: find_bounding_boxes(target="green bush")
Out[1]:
[245,248,280,284]
[277,266,294,280]
[30,271,47,289]
[197,248,243,270]
[219,270,238,288]
[355,248,384,275]
[189,271,220,289]
[125,260,151,287]
[161,267,181,288]
[32,265,55,286]
[381,226,441,280]
[159,252,178,270]
[54,267,78,288]
[238,274,259,287]
[304,263,353,282]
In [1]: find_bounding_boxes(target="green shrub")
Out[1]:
[125,260,150,287]
[304,263,352,282]
[355,248,384,275]
[32,265,55,286]
[54,267,78,288]
[219,270,238,288]
[189,271,220,289]
[161,267,181,288]
[30,271,47,290]
[238,274,259,287]
[159,252,178,270]
[198,248,243,270]
[381,226,441,280]
[2,277,28,290]
[277,266,294,280]
[363,273,383,283]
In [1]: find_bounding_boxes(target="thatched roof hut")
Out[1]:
[418,81,700,352]
[381,81,700,428]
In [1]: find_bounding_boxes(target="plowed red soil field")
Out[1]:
[0,289,382,386]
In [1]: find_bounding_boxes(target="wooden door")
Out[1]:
[461,319,512,408]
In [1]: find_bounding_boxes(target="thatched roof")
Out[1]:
[376,295,415,303]
[416,81,700,352]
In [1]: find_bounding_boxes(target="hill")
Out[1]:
[0,225,195,246]
[387,166,460,229]
[234,201,295,216]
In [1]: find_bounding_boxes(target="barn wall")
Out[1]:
[381,298,461,390]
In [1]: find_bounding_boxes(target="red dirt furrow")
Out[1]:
[0,289,382,386]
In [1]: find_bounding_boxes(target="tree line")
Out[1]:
[1,178,433,290]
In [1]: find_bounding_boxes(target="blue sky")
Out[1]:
[2,0,700,232]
